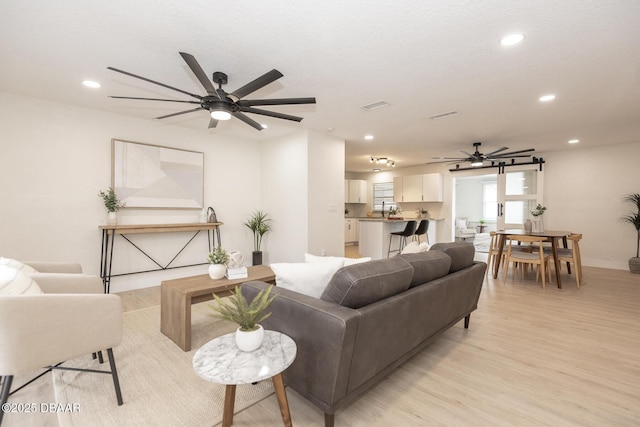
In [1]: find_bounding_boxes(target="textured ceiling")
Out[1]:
[1,1,639,172]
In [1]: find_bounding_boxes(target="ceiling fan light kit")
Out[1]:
[107,52,316,130]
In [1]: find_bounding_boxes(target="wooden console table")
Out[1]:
[161,265,275,351]
[99,222,222,293]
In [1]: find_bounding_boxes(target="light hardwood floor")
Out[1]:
[117,250,640,426]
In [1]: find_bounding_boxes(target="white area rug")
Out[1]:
[52,303,274,426]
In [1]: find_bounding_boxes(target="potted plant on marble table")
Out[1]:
[210,285,275,351]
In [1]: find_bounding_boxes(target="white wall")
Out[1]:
[0,92,262,291]
[307,131,345,257]
[541,141,640,270]
[261,130,346,262]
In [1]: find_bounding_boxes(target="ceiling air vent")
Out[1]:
[361,101,390,111]
[428,111,458,120]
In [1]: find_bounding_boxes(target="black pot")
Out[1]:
[252,251,263,266]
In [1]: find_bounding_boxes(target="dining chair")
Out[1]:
[545,233,582,288]
[503,235,551,289]
[486,231,505,280]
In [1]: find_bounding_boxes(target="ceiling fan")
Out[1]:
[431,142,535,166]
[107,52,316,131]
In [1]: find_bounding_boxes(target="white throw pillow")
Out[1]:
[0,257,37,274]
[0,265,43,295]
[304,253,371,267]
[401,242,430,254]
[271,259,344,298]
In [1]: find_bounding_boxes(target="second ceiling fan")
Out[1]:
[432,142,535,166]
[107,52,316,130]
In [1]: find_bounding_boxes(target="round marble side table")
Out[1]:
[193,330,297,427]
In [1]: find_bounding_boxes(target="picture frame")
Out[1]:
[111,139,204,209]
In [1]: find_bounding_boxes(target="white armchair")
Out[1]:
[0,272,123,423]
[455,217,477,241]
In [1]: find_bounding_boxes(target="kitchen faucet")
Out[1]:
[381,201,385,217]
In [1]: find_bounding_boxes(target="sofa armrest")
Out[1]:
[242,281,360,413]
[30,273,103,294]
[0,294,122,375]
[24,261,83,274]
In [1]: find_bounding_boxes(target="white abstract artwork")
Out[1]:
[112,139,204,209]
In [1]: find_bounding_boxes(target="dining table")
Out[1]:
[493,229,572,288]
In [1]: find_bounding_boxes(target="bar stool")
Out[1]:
[388,221,417,257]
[413,219,430,244]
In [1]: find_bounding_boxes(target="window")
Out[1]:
[373,182,396,212]
[483,182,497,220]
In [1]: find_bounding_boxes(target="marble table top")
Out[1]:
[193,330,297,385]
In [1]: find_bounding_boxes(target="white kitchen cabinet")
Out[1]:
[345,179,368,203]
[422,173,444,202]
[393,176,403,202]
[345,218,358,243]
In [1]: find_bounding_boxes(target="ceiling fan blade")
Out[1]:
[237,97,316,107]
[155,107,204,120]
[232,112,264,131]
[460,150,475,158]
[230,69,283,100]
[432,157,467,161]
[107,66,203,100]
[109,96,200,104]
[488,154,533,160]
[179,52,219,98]
[208,118,218,129]
[485,146,509,156]
[240,106,303,122]
[493,148,536,157]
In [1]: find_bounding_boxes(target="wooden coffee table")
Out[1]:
[161,265,275,351]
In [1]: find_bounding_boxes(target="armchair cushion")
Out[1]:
[0,265,43,295]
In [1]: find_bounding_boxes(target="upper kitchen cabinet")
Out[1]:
[345,179,368,203]
[394,173,443,202]
[422,173,443,202]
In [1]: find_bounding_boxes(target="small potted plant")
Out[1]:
[621,193,640,274]
[98,187,125,225]
[210,285,276,351]
[207,247,230,280]
[244,210,272,266]
[530,203,547,232]
[420,208,429,219]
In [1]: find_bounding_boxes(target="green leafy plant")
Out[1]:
[210,285,276,331]
[208,247,230,265]
[479,219,486,225]
[98,187,125,212]
[420,208,429,215]
[621,193,640,258]
[244,210,272,252]
[530,204,547,217]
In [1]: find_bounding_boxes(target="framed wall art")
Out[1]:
[112,139,204,209]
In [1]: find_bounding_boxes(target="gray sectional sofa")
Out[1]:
[242,242,486,427]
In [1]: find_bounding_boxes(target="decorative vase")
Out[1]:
[252,251,263,266]
[235,325,264,352]
[524,219,533,233]
[532,216,544,232]
[208,264,226,280]
[107,211,118,226]
[629,257,640,274]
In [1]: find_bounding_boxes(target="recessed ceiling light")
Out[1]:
[261,124,268,129]
[539,94,556,102]
[364,135,374,140]
[500,33,524,46]
[568,139,579,144]
[373,168,381,172]
[82,80,101,89]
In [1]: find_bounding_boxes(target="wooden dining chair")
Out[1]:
[503,235,551,289]
[545,233,583,288]
[486,231,505,279]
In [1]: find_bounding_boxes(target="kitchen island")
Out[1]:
[358,218,438,259]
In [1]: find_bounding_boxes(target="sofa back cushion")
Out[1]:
[429,242,475,273]
[398,251,451,288]
[320,257,413,308]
